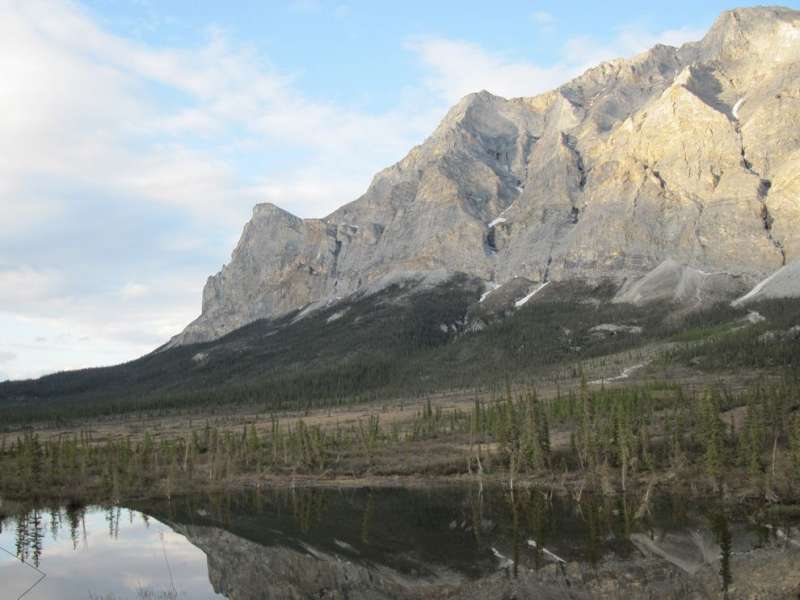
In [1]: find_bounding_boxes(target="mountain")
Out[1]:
[170,6,800,347]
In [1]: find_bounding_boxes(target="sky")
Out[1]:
[2,0,796,381]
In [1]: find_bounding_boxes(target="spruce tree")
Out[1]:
[701,390,725,482]
[790,414,800,477]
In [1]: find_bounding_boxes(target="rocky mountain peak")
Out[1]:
[251,201,296,218]
[691,6,800,65]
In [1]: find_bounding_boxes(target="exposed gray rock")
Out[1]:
[733,258,800,305]
[170,7,800,347]
[759,331,778,343]
[742,311,766,325]
[758,324,800,343]
[589,323,643,337]
[613,259,746,308]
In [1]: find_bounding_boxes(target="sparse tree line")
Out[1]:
[1,378,799,502]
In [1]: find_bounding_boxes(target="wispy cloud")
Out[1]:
[563,25,706,70]
[531,10,556,32]
[408,22,705,104]
[2,2,439,226]
[408,36,569,103]
[0,267,65,309]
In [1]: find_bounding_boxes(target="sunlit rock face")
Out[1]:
[171,7,800,346]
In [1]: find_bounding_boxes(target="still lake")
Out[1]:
[0,485,796,599]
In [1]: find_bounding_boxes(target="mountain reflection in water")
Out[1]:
[0,485,797,599]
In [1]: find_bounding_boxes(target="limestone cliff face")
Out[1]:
[171,7,800,346]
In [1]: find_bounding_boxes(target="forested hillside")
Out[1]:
[2,275,798,427]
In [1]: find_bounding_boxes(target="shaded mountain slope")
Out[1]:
[5,272,800,426]
[0,276,693,424]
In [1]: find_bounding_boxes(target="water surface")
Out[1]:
[1,485,795,599]
[0,503,222,599]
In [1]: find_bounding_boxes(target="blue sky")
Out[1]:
[83,1,751,110]
[2,0,798,380]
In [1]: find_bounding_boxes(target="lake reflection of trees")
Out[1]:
[3,485,795,582]
[0,502,149,568]
[710,503,733,598]
[3,505,84,567]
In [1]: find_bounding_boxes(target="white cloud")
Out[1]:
[0,267,64,308]
[531,11,556,30]
[254,174,368,220]
[1,1,435,227]
[621,25,707,52]
[408,22,706,105]
[0,270,204,379]
[562,25,706,71]
[119,283,150,300]
[408,36,571,103]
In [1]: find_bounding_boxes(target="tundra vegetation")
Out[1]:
[1,285,798,507]
[2,376,798,505]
